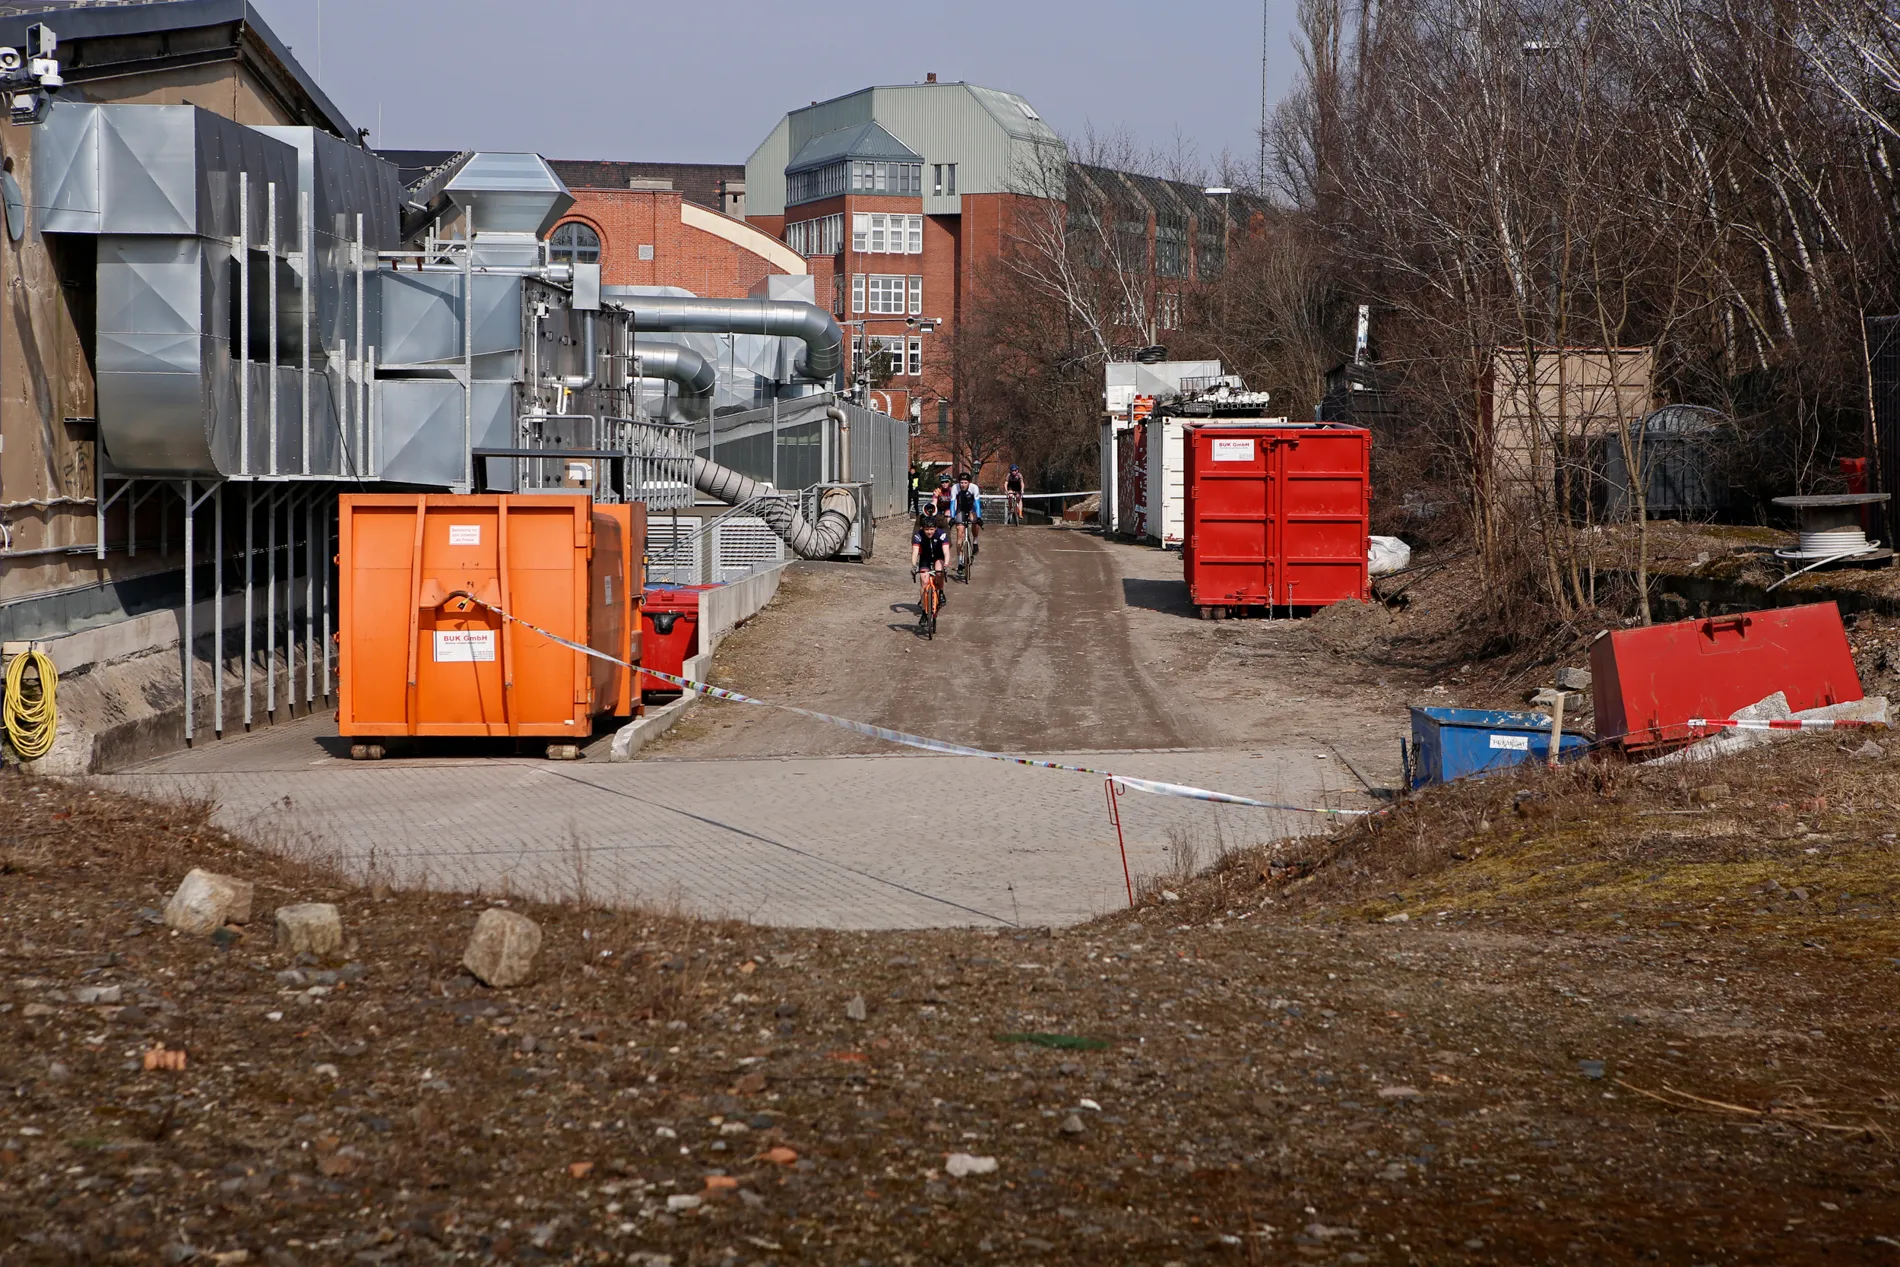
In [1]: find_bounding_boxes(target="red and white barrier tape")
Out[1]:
[1687,717,1889,732]
[451,591,1369,817]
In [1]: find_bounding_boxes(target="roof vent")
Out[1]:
[926,72,937,83]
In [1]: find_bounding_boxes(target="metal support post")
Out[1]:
[183,481,194,743]
[339,337,351,474]
[771,396,779,488]
[460,239,474,493]
[305,494,316,705]
[300,188,312,475]
[268,180,279,476]
[355,213,367,471]
[266,486,277,718]
[322,496,333,702]
[180,481,220,744]
[244,484,254,729]
[214,489,224,736]
[239,173,250,476]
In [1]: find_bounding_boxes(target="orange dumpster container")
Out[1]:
[337,494,644,750]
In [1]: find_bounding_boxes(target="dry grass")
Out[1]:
[1143,734,1900,950]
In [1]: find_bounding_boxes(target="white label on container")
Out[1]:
[603,575,613,605]
[1488,733,1530,751]
[1211,438,1255,462]
[433,629,496,663]
[447,524,481,546]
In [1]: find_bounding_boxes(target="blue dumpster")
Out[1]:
[1405,706,1592,789]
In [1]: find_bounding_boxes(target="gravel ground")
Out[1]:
[5,752,1899,1265]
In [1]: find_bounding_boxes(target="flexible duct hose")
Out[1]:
[4,648,57,761]
[629,424,858,559]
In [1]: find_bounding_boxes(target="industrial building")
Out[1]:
[0,0,907,772]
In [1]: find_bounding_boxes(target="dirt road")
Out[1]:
[656,521,1404,782]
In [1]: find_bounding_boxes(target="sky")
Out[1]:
[250,0,1302,178]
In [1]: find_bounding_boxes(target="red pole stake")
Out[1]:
[1106,777,1134,909]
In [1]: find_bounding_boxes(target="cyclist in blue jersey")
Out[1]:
[949,472,983,564]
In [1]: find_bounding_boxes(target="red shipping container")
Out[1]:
[1182,422,1371,613]
[640,584,714,698]
[1590,602,1863,751]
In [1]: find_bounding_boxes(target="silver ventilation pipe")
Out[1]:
[614,295,844,381]
[634,340,718,399]
[826,405,850,482]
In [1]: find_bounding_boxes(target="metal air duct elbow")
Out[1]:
[615,296,844,382]
[634,340,718,398]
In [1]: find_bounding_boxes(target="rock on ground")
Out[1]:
[162,869,254,935]
[462,908,542,987]
[274,903,343,956]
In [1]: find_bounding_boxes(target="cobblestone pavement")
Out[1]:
[112,715,1369,929]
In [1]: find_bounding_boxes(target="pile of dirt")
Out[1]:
[6,766,1900,1262]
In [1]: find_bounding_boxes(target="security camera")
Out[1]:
[10,91,43,125]
[24,24,54,58]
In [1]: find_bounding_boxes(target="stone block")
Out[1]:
[275,903,344,956]
[163,869,255,936]
[462,908,542,988]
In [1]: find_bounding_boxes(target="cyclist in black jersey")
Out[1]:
[910,508,950,624]
[1005,464,1025,524]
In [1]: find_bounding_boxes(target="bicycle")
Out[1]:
[1006,492,1024,526]
[954,520,974,582]
[912,567,943,638]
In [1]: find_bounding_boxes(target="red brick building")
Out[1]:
[544,160,801,298]
[745,79,1252,463]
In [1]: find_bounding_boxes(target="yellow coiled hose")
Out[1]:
[3,648,57,761]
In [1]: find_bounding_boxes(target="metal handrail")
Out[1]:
[646,492,793,572]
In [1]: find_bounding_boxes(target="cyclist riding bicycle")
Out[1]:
[950,472,983,559]
[929,477,955,518]
[1005,464,1025,524]
[910,508,950,620]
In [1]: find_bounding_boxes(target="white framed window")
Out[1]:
[850,213,923,255]
[867,274,907,314]
[908,336,922,376]
[908,275,923,315]
[851,273,866,314]
[1158,290,1182,330]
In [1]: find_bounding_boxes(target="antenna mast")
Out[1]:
[1258,0,1270,194]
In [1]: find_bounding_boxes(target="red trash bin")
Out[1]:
[640,585,714,698]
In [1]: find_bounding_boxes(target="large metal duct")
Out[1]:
[31,101,403,478]
[616,296,843,382]
[634,340,716,400]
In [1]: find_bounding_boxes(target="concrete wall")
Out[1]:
[700,562,788,651]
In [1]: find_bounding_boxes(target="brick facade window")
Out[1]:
[866,274,910,314]
[549,221,601,265]
[787,213,843,257]
[852,213,922,254]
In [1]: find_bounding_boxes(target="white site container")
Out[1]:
[1141,414,1188,547]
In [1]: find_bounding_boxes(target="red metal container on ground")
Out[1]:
[1589,601,1863,752]
[1181,421,1371,614]
[640,584,713,698]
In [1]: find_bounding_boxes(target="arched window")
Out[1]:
[548,221,601,265]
